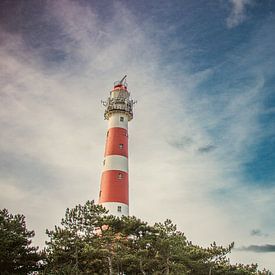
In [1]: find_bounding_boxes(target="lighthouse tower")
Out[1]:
[99,76,135,217]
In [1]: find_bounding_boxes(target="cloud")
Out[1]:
[198,144,216,154]
[239,245,275,253]
[167,136,194,150]
[250,229,269,237]
[226,0,253,28]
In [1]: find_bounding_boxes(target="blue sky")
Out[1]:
[0,0,275,271]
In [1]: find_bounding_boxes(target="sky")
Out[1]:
[0,0,275,272]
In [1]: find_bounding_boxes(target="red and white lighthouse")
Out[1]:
[99,76,135,217]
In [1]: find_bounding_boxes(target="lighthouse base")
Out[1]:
[100,202,129,217]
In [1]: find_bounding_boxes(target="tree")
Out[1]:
[44,201,115,274]
[43,201,271,275]
[0,208,42,274]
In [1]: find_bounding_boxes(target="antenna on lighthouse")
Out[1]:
[114,75,128,88]
[119,75,127,85]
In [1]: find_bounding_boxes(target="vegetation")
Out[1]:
[42,201,270,275]
[0,208,42,274]
[0,202,272,274]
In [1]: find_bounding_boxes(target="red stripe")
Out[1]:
[99,170,128,204]
[105,127,128,157]
[113,85,128,91]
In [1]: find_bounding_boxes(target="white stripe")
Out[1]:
[108,113,128,130]
[103,155,128,173]
[101,202,129,217]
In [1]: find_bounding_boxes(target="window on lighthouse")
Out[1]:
[120,116,124,122]
[117,206,122,212]
[118,173,123,179]
[119,143,123,149]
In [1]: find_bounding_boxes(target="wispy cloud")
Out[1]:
[226,0,253,28]
[198,144,216,154]
[239,244,275,253]
[167,136,194,150]
[250,229,269,237]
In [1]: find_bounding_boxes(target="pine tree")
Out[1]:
[0,208,42,274]
[42,201,271,275]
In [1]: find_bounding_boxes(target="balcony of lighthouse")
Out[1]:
[103,97,134,121]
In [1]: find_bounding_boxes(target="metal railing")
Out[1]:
[102,96,136,120]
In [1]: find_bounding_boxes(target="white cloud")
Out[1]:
[226,0,253,28]
[0,0,274,272]
[0,180,27,201]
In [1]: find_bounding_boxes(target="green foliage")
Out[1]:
[1,202,271,274]
[0,208,42,275]
[44,202,110,274]
[42,200,271,275]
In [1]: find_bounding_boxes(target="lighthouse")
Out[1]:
[99,76,135,217]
